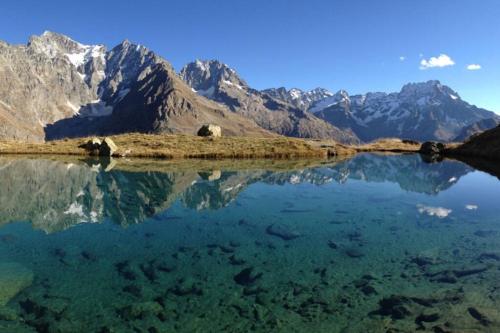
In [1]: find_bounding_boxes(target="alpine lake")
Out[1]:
[0,153,499,333]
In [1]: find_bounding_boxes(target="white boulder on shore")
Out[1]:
[197,124,222,138]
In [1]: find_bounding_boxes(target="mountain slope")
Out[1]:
[310,81,499,142]
[453,118,500,142]
[0,32,103,141]
[0,32,270,141]
[104,62,270,136]
[180,60,359,144]
[450,124,500,160]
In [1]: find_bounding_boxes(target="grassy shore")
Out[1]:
[0,133,422,159]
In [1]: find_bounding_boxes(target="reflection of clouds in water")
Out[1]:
[417,204,452,218]
[465,204,478,210]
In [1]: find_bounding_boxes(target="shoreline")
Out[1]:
[0,134,422,160]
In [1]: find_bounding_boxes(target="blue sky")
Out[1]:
[1,0,499,112]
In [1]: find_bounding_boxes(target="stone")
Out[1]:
[79,137,102,155]
[468,307,492,326]
[0,262,34,306]
[419,141,445,155]
[345,248,364,258]
[376,295,412,319]
[266,223,301,241]
[234,267,262,286]
[99,137,118,156]
[197,124,222,138]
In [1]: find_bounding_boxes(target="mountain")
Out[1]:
[0,32,270,141]
[261,87,334,111]
[309,81,499,142]
[180,60,359,144]
[453,117,500,142]
[450,124,500,160]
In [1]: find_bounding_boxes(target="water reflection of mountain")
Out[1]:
[0,154,473,232]
[317,153,474,194]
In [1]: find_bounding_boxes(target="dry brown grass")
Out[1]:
[0,133,331,159]
[354,138,422,153]
[0,134,427,160]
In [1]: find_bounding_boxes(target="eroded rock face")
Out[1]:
[0,262,34,306]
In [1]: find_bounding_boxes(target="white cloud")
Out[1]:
[417,204,452,218]
[420,54,455,70]
[399,56,406,61]
[467,64,481,70]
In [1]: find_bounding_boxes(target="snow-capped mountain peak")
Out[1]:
[261,87,334,110]
[311,81,498,142]
[28,31,107,86]
[309,89,351,113]
[180,59,248,98]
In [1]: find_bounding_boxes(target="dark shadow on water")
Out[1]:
[451,155,500,180]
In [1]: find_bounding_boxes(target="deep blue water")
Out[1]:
[0,153,499,332]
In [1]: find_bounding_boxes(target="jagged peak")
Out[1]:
[181,59,246,89]
[189,59,237,74]
[334,89,350,99]
[309,87,334,95]
[401,80,441,91]
[400,80,460,100]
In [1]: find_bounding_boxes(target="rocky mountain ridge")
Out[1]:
[307,81,499,142]
[180,60,359,143]
[0,32,270,141]
[1,32,498,143]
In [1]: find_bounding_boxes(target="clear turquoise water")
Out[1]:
[0,154,499,332]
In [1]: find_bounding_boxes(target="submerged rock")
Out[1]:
[234,267,263,286]
[376,295,412,319]
[345,248,364,258]
[0,262,34,306]
[266,223,301,241]
[468,307,492,326]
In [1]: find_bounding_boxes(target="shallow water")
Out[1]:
[0,153,499,332]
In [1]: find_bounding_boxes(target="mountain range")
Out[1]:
[0,31,498,143]
[0,32,270,141]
